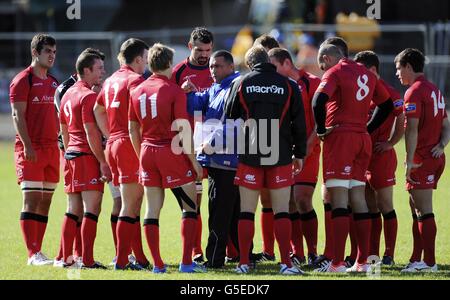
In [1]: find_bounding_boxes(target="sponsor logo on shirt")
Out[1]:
[246,85,284,95]
[186,170,192,177]
[405,103,416,113]
[427,175,435,183]
[33,83,43,87]
[141,171,149,179]
[393,99,404,108]
[32,97,40,103]
[90,178,98,185]
[166,176,180,184]
[52,82,58,88]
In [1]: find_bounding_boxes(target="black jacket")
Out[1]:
[225,63,307,167]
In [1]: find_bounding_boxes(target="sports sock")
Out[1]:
[383,210,398,258]
[354,213,371,264]
[238,212,255,266]
[369,212,382,256]
[274,213,292,267]
[300,209,318,255]
[116,216,136,268]
[418,214,436,266]
[261,208,275,256]
[181,212,197,265]
[289,212,304,257]
[82,213,99,266]
[144,219,165,269]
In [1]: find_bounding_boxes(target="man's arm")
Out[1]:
[225,77,243,120]
[312,92,330,138]
[84,122,111,181]
[290,82,307,159]
[431,116,450,158]
[367,98,394,134]
[129,120,142,158]
[404,117,421,183]
[374,112,405,153]
[60,123,69,150]
[93,103,110,138]
[11,102,36,162]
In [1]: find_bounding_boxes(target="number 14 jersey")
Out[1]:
[317,58,390,133]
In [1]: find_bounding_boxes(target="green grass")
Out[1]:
[0,140,449,280]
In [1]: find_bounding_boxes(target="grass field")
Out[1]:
[0,140,449,280]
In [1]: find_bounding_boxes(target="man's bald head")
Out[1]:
[317,44,343,71]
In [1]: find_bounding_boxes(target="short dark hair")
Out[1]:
[394,48,425,73]
[253,34,280,50]
[267,47,293,65]
[354,50,379,73]
[76,48,104,76]
[148,43,174,72]
[245,46,269,69]
[211,50,234,65]
[31,33,56,54]
[82,48,105,60]
[189,27,214,45]
[322,37,348,58]
[119,38,150,64]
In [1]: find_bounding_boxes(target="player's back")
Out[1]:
[98,66,143,141]
[405,76,447,158]
[130,74,189,146]
[323,59,381,132]
[60,81,97,153]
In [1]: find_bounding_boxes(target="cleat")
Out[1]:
[290,253,306,268]
[344,256,356,268]
[346,262,371,273]
[308,253,318,266]
[313,255,332,270]
[327,263,348,273]
[53,259,65,268]
[82,261,108,269]
[128,254,137,264]
[152,264,167,274]
[193,254,205,264]
[179,261,207,273]
[401,261,437,273]
[381,255,395,267]
[280,264,304,275]
[225,256,240,264]
[235,264,250,274]
[134,261,151,270]
[255,252,276,263]
[114,262,147,271]
[27,252,54,266]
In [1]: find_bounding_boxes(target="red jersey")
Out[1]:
[60,81,97,154]
[171,58,213,92]
[97,65,144,142]
[9,66,59,151]
[404,75,447,159]
[297,69,321,137]
[129,74,189,146]
[368,79,404,143]
[317,58,390,133]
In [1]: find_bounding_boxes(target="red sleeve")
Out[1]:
[372,79,390,105]
[128,91,139,122]
[59,103,67,125]
[81,93,97,124]
[316,69,338,98]
[173,88,189,120]
[403,86,422,119]
[9,74,29,103]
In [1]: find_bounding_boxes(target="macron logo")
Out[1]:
[246,85,284,95]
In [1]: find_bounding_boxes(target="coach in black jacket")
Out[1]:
[225,46,307,275]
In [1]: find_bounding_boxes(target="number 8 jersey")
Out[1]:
[317,58,390,133]
[129,74,189,146]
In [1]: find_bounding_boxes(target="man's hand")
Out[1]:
[374,141,393,153]
[99,162,112,183]
[292,158,303,176]
[405,160,422,185]
[23,144,37,163]
[192,160,203,181]
[201,142,215,155]
[431,142,445,158]
[317,125,338,141]
[181,78,197,93]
